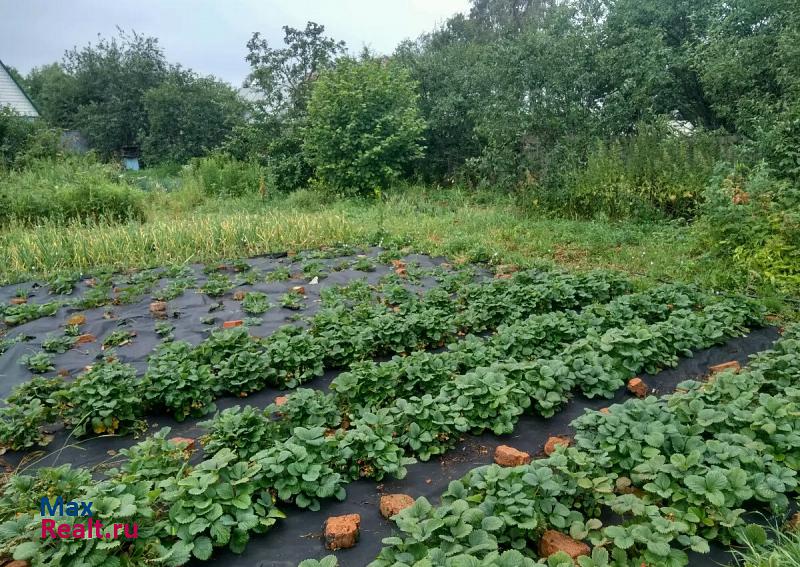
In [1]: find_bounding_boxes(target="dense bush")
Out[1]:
[182,153,266,198]
[696,164,800,293]
[0,108,60,170]
[141,71,245,165]
[304,58,426,195]
[538,125,725,220]
[0,157,146,224]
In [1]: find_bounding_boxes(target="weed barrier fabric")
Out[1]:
[0,249,456,400]
[5,329,779,566]
[0,253,779,566]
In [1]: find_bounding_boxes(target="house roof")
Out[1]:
[0,59,40,117]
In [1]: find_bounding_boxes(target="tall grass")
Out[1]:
[0,184,698,287]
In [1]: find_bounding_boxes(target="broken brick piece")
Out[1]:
[10,297,27,305]
[66,314,86,326]
[222,320,243,329]
[232,290,246,301]
[274,395,288,406]
[75,333,96,345]
[4,561,32,567]
[494,445,531,467]
[627,377,648,398]
[709,360,741,375]
[538,530,590,561]
[379,494,414,519]
[291,286,305,295]
[544,436,571,456]
[324,514,360,550]
[169,437,196,451]
[149,301,167,314]
[599,407,610,414]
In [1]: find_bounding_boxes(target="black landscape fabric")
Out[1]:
[0,249,782,567]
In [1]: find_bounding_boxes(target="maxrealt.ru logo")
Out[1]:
[40,497,138,540]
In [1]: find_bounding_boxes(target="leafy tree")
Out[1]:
[24,30,168,157]
[236,22,346,192]
[0,108,60,170]
[245,22,346,115]
[141,69,246,164]
[304,58,426,195]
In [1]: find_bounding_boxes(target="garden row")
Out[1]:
[0,268,630,450]
[0,285,766,566]
[364,325,800,567]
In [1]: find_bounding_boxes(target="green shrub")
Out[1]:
[183,152,266,198]
[0,157,146,224]
[539,123,724,220]
[696,163,800,293]
[304,58,426,195]
[0,108,60,170]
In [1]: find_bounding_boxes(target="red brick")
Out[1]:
[222,320,243,329]
[169,437,196,451]
[274,395,288,406]
[494,445,531,467]
[149,301,167,313]
[538,530,590,561]
[75,333,96,345]
[379,494,414,519]
[544,436,571,456]
[10,297,27,305]
[627,377,648,398]
[291,286,306,295]
[324,514,360,550]
[599,407,610,414]
[709,361,741,375]
[67,314,86,326]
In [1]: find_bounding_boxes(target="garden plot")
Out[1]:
[0,250,787,567]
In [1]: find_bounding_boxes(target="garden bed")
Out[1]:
[0,247,786,567]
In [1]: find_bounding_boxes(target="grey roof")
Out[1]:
[0,59,39,117]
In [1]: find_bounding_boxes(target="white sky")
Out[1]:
[0,0,471,86]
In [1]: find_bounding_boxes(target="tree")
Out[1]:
[304,58,426,195]
[0,108,60,170]
[245,22,346,115]
[141,69,246,164]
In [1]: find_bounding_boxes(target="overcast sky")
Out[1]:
[0,0,470,86]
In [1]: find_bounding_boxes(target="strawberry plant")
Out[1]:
[280,291,305,310]
[108,427,190,482]
[338,409,415,480]
[41,332,77,353]
[48,272,80,295]
[143,341,216,420]
[20,351,55,373]
[262,326,325,387]
[265,266,291,281]
[59,360,143,436]
[155,321,175,340]
[2,301,59,325]
[265,388,342,432]
[253,426,346,510]
[242,291,271,314]
[200,405,274,460]
[161,448,285,557]
[0,464,91,522]
[201,273,233,297]
[102,329,136,348]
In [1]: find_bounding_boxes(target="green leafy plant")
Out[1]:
[242,291,271,314]
[161,448,285,557]
[201,274,233,297]
[142,341,216,421]
[20,351,55,373]
[200,405,274,460]
[59,360,143,436]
